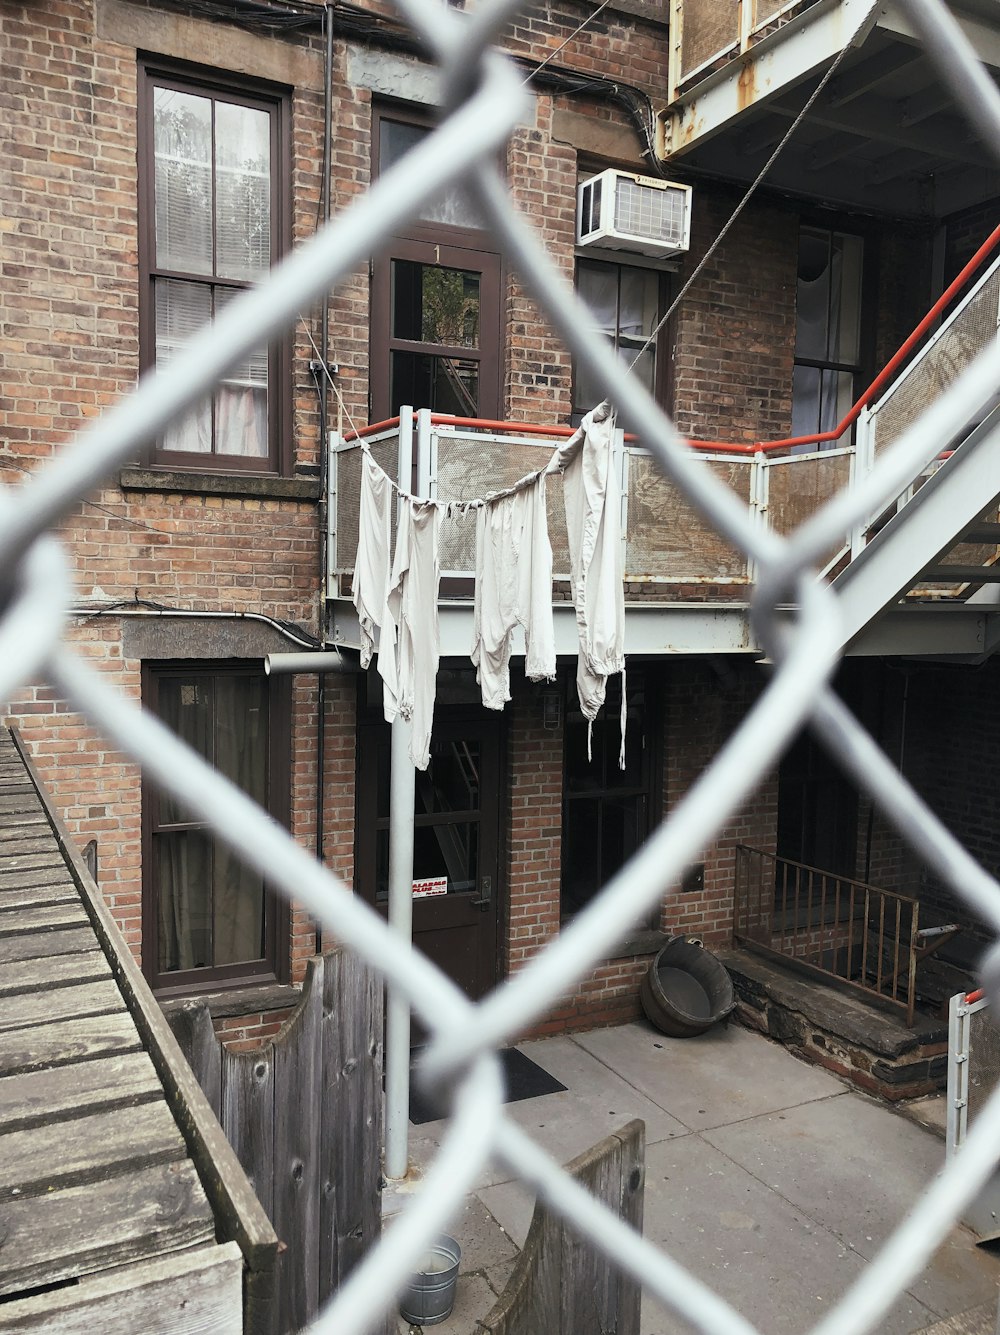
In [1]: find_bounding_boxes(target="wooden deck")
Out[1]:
[0,726,278,1332]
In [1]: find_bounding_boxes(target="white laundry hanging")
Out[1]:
[353,451,396,700]
[382,496,443,770]
[560,403,627,766]
[471,473,556,710]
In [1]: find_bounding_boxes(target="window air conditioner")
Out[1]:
[576,169,692,258]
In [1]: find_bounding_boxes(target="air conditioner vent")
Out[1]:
[577,170,692,258]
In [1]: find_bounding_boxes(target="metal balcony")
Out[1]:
[658,0,1000,220]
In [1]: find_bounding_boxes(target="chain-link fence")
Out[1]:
[7,1,1000,1332]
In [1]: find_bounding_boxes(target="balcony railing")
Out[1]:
[734,844,962,1026]
[327,226,1000,609]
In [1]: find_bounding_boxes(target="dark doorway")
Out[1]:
[357,701,503,1004]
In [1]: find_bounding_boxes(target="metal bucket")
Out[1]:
[399,1234,461,1326]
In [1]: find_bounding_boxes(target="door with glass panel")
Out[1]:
[357,716,501,1002]
[371,237,502,421]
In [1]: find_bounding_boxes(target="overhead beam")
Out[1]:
[827,43,922,107]
[659,0,879,158]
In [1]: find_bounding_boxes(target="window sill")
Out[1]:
[119,466,321,502]
[158,981,300,1019]
[596,928,667,960]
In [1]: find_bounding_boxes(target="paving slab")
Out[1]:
[574,1019,846,1131]
[641,1135,936,1334]
[703,1095,1000,1318]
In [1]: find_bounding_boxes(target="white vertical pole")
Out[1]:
[385,714,416,1180]
[385,408,416,1182]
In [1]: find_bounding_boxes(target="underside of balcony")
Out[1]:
[659,0,1000,220]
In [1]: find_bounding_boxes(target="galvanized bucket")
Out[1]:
[399,1234,461,1326]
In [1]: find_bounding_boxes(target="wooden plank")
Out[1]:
[0,1241,244,1334]
[273,957,321,1332]
[0,879,81,911]
[0,810,49,836]
[0,851,72,878]
[167,1001,222,1121]
[222,1033,276,1225]
[0,979,125,1032]
[0,1051,162,1133]
[0,1011,142,1077]
[0,927,96,965]
[0,902,89,937]
[0,949,110,999]
[0,1099,189,1202]
[0,1161,216,1295]
[321,948,384,1297]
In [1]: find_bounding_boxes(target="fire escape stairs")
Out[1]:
[830,399,1000,656]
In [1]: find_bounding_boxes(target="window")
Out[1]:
[142,663,290,993]
[370,107,502,421]
[139,63,290,471]
[573,258,669,422]
[792,225,864,443]
[561,672,656,919]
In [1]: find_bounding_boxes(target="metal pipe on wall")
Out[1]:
[384,409,417,1181]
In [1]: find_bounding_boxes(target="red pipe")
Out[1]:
[966,988,985,1004]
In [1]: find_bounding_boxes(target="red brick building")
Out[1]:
[5,0,1000,1045]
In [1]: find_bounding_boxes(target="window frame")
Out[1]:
[141,660,291,996]
[571,254,674,424]
[791,217,878,448]
[137,58,293,475]
[369,102,504,422]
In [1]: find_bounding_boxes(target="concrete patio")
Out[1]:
[385,1020,1000,1334]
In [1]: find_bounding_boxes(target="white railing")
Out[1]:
[7,2,1000,1333]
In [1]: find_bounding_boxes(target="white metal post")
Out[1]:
[385,408,417,1182]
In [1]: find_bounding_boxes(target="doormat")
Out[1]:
[409,1048,567,1125]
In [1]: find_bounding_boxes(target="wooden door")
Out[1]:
[357,715,502,1003]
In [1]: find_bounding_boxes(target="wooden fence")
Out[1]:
[481,1120,645,1335]
[168,949,384,1335]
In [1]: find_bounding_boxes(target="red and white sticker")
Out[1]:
[412,876,448,899]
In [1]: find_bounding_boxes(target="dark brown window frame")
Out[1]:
[369,102,504,422]
[141,659,291,996]
[137,57,293,476]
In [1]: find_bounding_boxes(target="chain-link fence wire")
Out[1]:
[6,0,1000,1330]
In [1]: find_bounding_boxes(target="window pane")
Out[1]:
[418,739,481,814]
[577,260,619,339]
[391,261,481,347]
[563,797,601,916]
[414,821,478,894]
[795,228,832,360]
[157,675,214,821]
[213,674,268,803]
[390,350,479,416]
[215,102,271,281]
[157,828,212,970]
[213,840,265,964]
[214,288,268,457]
[154,88,213,275]
[155,278,212,453]
[791,363,821,438]
[618,267,659,343]
[379,118,485,228]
